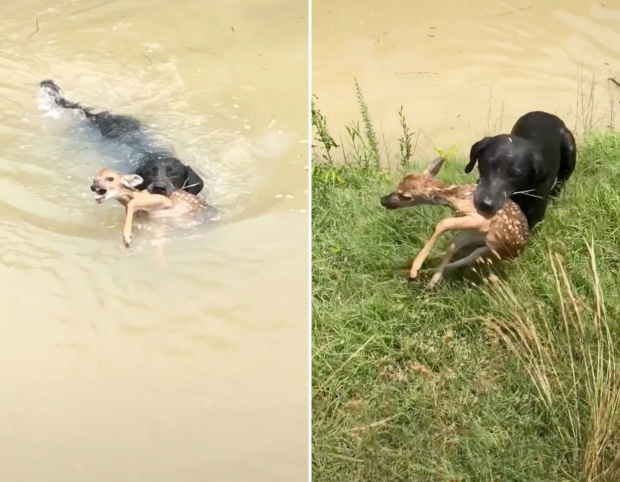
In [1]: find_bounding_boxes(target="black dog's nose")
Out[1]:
[479,197,495,213]
[151,184,167,195]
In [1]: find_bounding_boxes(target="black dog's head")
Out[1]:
[135,156,204,196]
[465,135,542,215]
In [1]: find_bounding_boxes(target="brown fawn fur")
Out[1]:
[380,157,530,288]
[90,168,207,247]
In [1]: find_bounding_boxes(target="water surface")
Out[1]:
[314,0,620,160]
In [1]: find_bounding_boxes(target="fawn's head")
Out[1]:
[90,168,144,204]
[380,157,446,210]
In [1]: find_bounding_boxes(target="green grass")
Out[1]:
[312,100,620,480]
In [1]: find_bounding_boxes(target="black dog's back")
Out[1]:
[511,111,576,194]
[41,79,148,146]
[511,112,564,163]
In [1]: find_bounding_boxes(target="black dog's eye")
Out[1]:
[166,167,179,177]
[399,192,413,200]
[106,176,114,182]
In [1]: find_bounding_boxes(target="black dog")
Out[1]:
[465,111,576,229]
[39,80,204,197]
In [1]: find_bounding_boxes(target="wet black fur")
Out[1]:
[40,79,204,197]
[465,111,576,229]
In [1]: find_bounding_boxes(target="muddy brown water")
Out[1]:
[0,1,308,481]
[313,0,620,162]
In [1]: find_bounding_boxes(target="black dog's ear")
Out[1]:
[465,137,491,173]
[183,166,204,196]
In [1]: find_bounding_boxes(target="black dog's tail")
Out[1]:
[552,126,577,196]
[38,79,95,119]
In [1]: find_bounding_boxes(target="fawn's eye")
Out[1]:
[106,176,114,182]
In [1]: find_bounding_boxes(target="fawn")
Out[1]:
[90,168,208,247]
[380,157,530,288]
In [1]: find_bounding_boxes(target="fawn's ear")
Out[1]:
[122,174,144,189]
[425,157,445,177]
[465,137,490,173]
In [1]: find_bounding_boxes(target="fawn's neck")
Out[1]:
[422,181,477,214]
[114,188,138,207]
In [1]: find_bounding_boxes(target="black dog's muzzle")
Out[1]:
[473,181,511,215]
[150,183,168,195]
[147,180,174,196]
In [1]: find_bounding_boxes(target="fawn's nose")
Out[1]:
[380,194,399,209]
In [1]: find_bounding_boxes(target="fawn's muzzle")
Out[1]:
[380,193,403,210]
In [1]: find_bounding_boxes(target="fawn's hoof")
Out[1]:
[426,280,440,290]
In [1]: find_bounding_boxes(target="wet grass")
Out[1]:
[311,95,620,481]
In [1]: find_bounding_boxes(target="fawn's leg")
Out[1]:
[427,232,483,288]
[123,202,137,248]
[409,216,483,279]
[123,196,172,248]
[445,245,492,269]
[450,237,487,262]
